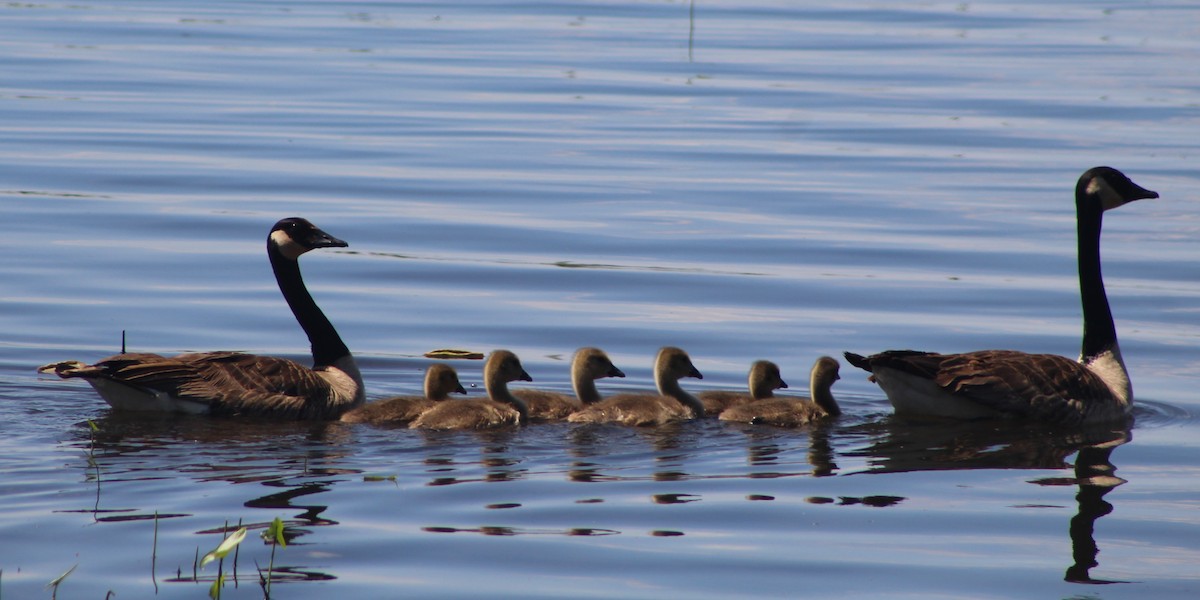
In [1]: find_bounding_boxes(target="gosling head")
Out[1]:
[425,363,467,399]
[487,349,533,384]
[656,346,703,382]
[575,347,626,381]
[811,356,841,387]
[748,360,788,398]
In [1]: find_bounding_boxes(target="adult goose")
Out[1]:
[340,363,466,424]
[844,167,1157,425]
[514,347,626,421]
[699,360,788,417]
[719,357,842,426]
[409,350,532,430]
[567,346,704,426]
[38,217,364,420]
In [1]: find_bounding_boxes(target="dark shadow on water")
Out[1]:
[1034,440,1131,585]
[414,427,529,486]
[842,416,1129,474]
[730,419,840,476]
[163,566,336,586]
[67,408,1138,584]
[564,422,702,484]
[844,415,1133,585]
[804,495,905,507]
[67,412,358,586]
[423,525,620,537]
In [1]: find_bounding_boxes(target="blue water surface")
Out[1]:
[1,1,1198,598]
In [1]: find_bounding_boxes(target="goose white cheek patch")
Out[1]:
[1087,178,1127,211]
[270,230,308,260]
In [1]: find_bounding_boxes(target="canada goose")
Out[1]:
[699,360,788,417]
[514,347,626,421]
[567,346,704,426]
[845,167,1157,424]
[409,350,532,430]
[38,217,364,419]
[339,363,466,424]
[719,357,842,426]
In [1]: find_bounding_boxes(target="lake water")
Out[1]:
[2,0,1199,598]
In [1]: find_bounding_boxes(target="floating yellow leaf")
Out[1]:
[424,349,484,360]
[200,527,247,569]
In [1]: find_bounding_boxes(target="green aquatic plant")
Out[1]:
[209,573,226,600]
[259,516,287,598]
[45,563,76,600]
[151,510,159,593]
[200,526,246,568]
[201,526,247,599]
[85,420,103,521]
[255,518,288,597]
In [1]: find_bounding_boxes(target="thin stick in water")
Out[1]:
[151,510,159,594]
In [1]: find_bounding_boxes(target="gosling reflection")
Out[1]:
[731,421,840,477]
[808,423,838,477]
[564,421,704,484]
[416,428,527,486]
[804,495,905,508]
[652,493,700,504]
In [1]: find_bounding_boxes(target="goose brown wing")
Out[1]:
[89,352,339,418]
[844,350,945,379]
[848,350,1115,425]
[930,351,1113,425]
[65,353,203,395]
[178,353,340,418]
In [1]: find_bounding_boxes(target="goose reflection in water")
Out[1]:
[78,414,356,520]
[847,416,1132,585]
[71,414,355,585]
[1036,439,1129,584]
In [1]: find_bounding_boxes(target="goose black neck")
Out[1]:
[269,244,350,367]
[1077,200,1115,361]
